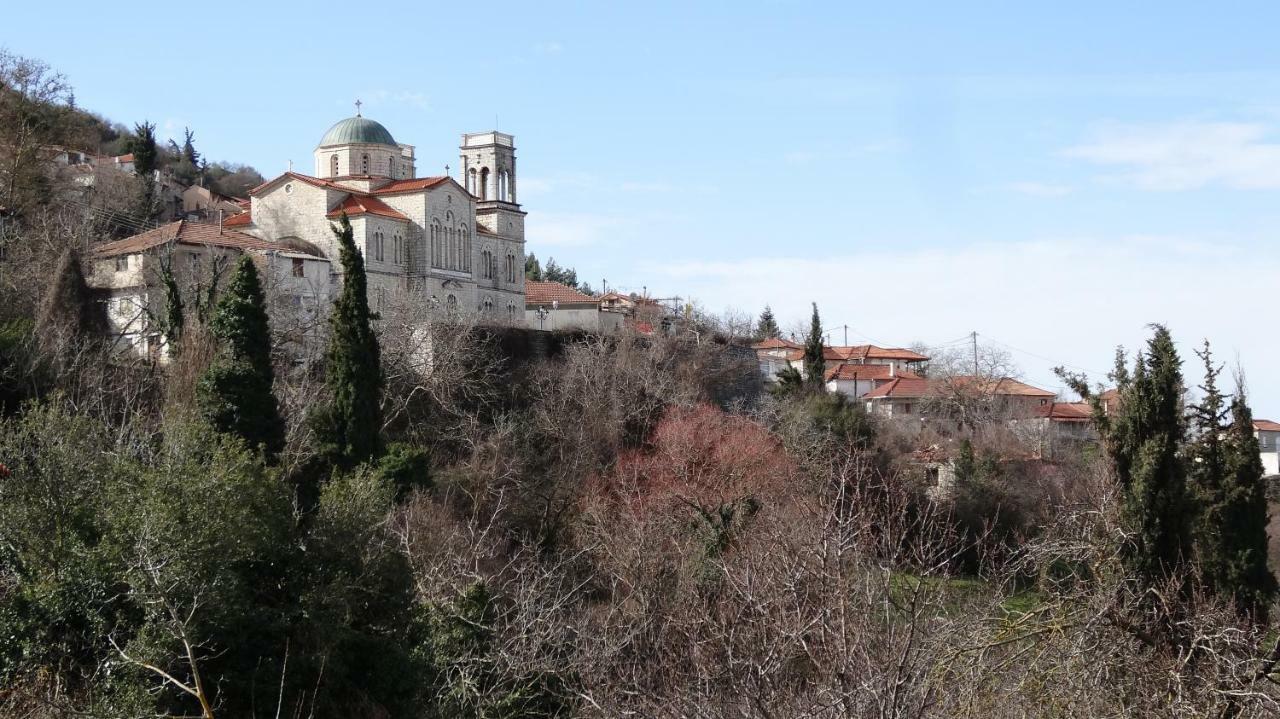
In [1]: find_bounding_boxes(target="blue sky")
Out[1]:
[11,1,1280,408]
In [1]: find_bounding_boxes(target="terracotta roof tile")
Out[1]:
[372,176,449,195]
[222,211,252,227]
[1254,419,1280,432]
[326,194,409,221]
[824,364,921,382]
[862,377,931,399]
[525,280,598,306]
[1036,402,1093,421]
[90,220,324,259]
[751,337,802,350]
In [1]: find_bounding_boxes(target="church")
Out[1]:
[233,111,528,320]
[89,111,529,360]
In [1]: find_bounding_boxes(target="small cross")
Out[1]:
[355,98,362,116]
[444,164,450,177]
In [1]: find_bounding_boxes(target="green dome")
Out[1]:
[317,116,397,147]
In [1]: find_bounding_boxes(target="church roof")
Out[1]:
[372,176,450,195]
[90,220,324,258]
[327,194,410,221]
[318,116,397,148]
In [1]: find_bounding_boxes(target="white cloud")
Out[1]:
[1064,120,1280,190]
[1007,181,1072,197]
[526,211,621,248]
[533,41,564,55]
[643,235,1280,408]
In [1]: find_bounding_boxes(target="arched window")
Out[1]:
[431,221,442,267]
[388,156,396,177]
[468,167,477,195]
[479,167,490,200]
[361,153,369,174]
[330,154,339,177]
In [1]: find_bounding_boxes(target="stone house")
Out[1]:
[525,280,622,332]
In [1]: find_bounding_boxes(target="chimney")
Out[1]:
[890,363,896,378]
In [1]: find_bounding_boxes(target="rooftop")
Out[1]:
[525,280,598,306]
[91,220,323,258]
[318,115,397,148]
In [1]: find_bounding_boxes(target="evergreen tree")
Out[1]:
[1216,377,1277,620]
[197,255,285,460]
[129,120,158,178]
[524,253,542,281]
[1107,325,1192,584]
[803,302,825,391]
[159,255,183,349]
[36,248,103,340]
[181,126,199,166]
[314,212,383,469]
[953,438,978,487]
[756,305,781,340]
[1189,342,1230,591]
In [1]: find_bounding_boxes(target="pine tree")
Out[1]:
[803,302,825,391]
[756,305,781,340]
[1108,325,1192,583]
[953,438,978,487]
[1216,377,1277,620]
[197,255,285,460]
[314,212,383,468]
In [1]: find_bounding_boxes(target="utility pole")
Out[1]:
[971,331,979,376]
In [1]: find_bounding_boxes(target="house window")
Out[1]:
[388,157,396,177]
[394,235,403,264]
[904,403,913,414]
[374,231,384,262]
[446,294,457,311]
[115,255,129,271]
[292,258,305,278]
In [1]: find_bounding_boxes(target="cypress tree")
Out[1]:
[1216,378,1277,620]
[36,248,103,339]
[1189,343,1230,593]
[1108,325,1192,583]
[524,253,542,281]
[197,255,285,460]
[756,305,780,340]
[803,302,825,391]
[315,212,383,468]
[130,121,158,178]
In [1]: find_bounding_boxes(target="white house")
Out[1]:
[1254,419,1280,476]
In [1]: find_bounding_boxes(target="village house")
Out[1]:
[87,220,330,359]
[525,280,623,332]
[1254,419,1280,476]
[861,375,1056,420]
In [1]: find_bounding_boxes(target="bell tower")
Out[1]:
[460,131,524,243]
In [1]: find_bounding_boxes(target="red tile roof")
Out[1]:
[114,153,135,163]
[751,337,802,350]
[862,375,1054,401]
[862,377,931,399]
[1036,402,1093,422]
[222,211,252,227]
[327,194,410,221]
[372,176,450,195]
[90,220,323,258]
[824,364,921,383]
[525,280,598,306]
[1254,419,1280,432]
[834,345,930,362]
[940,376,1056,397]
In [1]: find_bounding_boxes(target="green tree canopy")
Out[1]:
[197,255,285,460]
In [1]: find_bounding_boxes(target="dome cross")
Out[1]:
[355,98,362,116]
